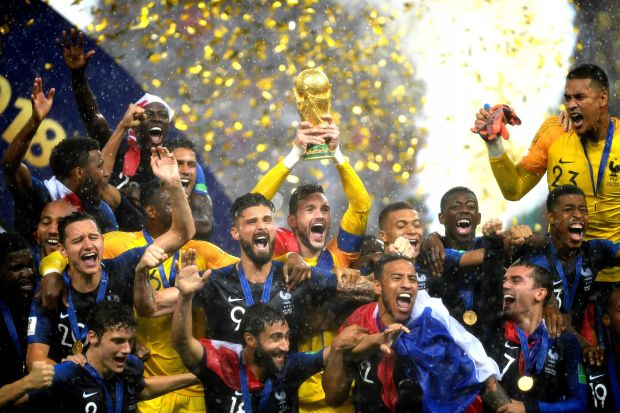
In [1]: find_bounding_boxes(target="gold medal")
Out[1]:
[518,375,534,392]
[72,341,84,355]
[463,310,478,326]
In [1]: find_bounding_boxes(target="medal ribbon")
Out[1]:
[85,363,123,413]
[316,249,335,271]
[63,269,108,345]
[547,235,583,312]
[142,230,179,288]
[516,324,549,376]
[240,362,272,413]
[581,119,614,199]
[0,299,23,361]
[238,265,274,305]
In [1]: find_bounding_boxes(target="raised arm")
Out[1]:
[150,147,195,253]
[2,77,55,192]
[58,28,111,146]
[252,121,326,199]
[133,244,168,317]
[171,249,210,371]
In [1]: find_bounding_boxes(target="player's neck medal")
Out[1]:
[518,375,534,392]
[462,310,477,325]
[72,341,84,355]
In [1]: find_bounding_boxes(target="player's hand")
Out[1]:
[582,345,604,367]
[151,146,180,184]
[57,28,95,71]
[319,115,340,151]
[473,106,494,133]
[176,249,209,296]
[62,353,87,366]
[378,323,410,354]
[508,225,532,247]
[331,324,369,353]
[24,361,55,391]
[119,103,145,130]
[482,218,503,238]
[559,110,573,132]
[334,267,361,289]
[31,77,56,123]
[35,272,66,314]
[294,121,326,152]
[136,244,168,275]
[386,236,417,259]
[496,400,525,413]
[283,253,311,290]
[542,304,564,339]
[420,232,444,277]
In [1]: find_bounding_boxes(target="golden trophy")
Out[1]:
[293,68,333,160]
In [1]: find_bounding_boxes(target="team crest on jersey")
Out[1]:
[279,291,293,315]
[581,267,593,292]
[279,291,292,300]
[544,348,559,375]
[608,158,620,187]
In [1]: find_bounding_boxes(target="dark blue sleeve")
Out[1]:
[26,298,53,345]
[96,201,119,233]
[443,249,464,274]
[124,354,146,394]
[285,349,325,386]
[309,267,338,293]
[525,333,587,413]
[478,236,505,349]
[104,246,148,304]
[27,362,80,403]
[587,240,620,271]
[12,177,50,246]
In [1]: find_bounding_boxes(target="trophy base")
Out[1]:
[303,144,333,161]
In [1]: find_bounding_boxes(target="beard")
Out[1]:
[239,237,274,266]
[254,342,285,375]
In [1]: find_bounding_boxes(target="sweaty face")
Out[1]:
[232,205,276,265]
[173,147,197,195]
[439,192,481,246]
[290,192,331,256]
[376,259,418,323]
[60,219,104,277]
[91,327,135,376]
[37,200,76,255]
[548,194,589,250]
[77,150,108,204]
[564,78,607,139]
[138,102,170,147]
[502,265,546,318]
[147,189,173,229]
[379,209,423,256]
[0,249,34,294]
[254,321,290,374]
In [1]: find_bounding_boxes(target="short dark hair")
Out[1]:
[166,137,197,153]
[50,138,100,180]
[140,179,165,208]
[374,253,415,281]
[231,193,274,223]
[239,303,287,347]
[87,301,136,339]
[289,183,325,216]
[0,232,30,262]
[59,211,100,244]
[566,64,609,92]
[378,202,414,230]
[509,259,553,305]
[546,185,585,212]
[440,186,478,213]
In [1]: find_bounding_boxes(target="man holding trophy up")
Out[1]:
[252,68,371,412]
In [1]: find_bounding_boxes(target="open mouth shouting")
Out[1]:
[456,218,472,235]
[567,222,584,244]
[253,232,270,253]
[81,251,99,269]
[503,292,516,309]
[148,126,164,145]
[180,178,191,189]
[569,112,584,131]
[396,292,413,314]
[309,219,327,246]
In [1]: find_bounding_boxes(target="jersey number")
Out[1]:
[551,165,579,187]
[229,391,244,413]
[85,402,97,413]
[501,351,516,378]
[231,306,245,332]
[58,321,85,348]
[589,383,607,409]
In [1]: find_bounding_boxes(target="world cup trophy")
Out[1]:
[293,68,333,160]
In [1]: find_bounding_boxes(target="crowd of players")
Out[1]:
[1,28,620,413]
